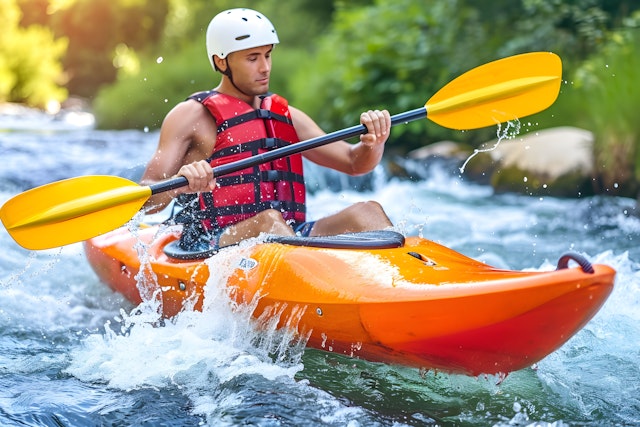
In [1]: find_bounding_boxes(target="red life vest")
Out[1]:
[189,91,306,232]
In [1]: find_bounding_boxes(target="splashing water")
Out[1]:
[459,119,522,173]
[64,234,316,424]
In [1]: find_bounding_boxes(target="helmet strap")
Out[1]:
[220,58,256,99]
[214,55,261,99]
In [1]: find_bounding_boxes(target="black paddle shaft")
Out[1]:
[149,107,427,195]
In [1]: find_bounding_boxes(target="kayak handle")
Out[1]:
[556,252,595,274]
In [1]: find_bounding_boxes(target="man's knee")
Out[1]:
[348,201,391,227]
[352,200,386,217]
[256,209,294,235]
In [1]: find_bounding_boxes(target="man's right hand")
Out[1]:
[176,160,216,193]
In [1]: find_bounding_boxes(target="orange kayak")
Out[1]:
[85,225,615,376]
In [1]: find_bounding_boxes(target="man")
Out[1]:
[140,8,393,250]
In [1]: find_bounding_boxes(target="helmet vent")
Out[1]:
[235,35,250,41]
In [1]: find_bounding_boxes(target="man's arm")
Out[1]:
[290,107,391,176]
[140,100,217,213]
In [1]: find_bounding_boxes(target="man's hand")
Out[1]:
[359,109,391,148]
[176,160,216,193]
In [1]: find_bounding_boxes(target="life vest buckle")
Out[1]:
[255,109,271,119]
[262,137,278,149]
[263,170,282,182]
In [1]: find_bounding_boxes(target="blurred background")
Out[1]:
[2,0,640,196]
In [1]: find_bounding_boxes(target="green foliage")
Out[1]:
[516,12,640,197]
[16,0,171,97]
[251,0,336,51]
[160,0,233,50]
[94,42,212,129]
[0,0,67,108]
[498,0,609,59]
[94,0,336,130]
[289,0,494,149]
[93,0,248,129]
[574,23,640,195]
[60,0,170,97]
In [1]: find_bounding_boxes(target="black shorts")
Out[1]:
[293,221,316,237]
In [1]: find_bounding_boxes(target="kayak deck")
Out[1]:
[84,225,615,375]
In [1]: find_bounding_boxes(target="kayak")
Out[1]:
[84,224,615,376]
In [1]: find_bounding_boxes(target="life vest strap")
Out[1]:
[217,109,293,134]
[216,170,305,187]
[212,200,306,217]
[210,137,293,160]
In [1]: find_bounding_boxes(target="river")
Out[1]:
[0,110,638,426]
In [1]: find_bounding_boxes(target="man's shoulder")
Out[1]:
[164,97,214,126]
[187,90,218,103]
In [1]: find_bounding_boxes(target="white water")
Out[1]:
[1,115,639,425]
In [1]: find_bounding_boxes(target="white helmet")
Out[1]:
[206,8,279,69]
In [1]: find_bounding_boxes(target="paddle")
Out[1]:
[1,51,562,250]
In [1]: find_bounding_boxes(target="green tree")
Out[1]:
[289,0,492,149]
[51,0,170,97]
[0,0,67,109]
[288,0,640,150]
[574,20,640,196]
[93,0,240,129]
[93,0,335,129]
[93,42,212,129]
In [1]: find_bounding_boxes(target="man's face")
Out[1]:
[223,45,273,96]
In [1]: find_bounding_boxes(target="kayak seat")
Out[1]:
[164,230,405,260]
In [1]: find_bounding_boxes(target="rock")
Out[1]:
[386,128,597,198]
[407,140,468,160]
[488,127,594,179]
[396,141,473,181]
[486,127,595,197]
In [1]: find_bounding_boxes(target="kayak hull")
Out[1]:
[84,225,615,375]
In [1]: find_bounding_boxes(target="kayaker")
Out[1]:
[140,8,393,251]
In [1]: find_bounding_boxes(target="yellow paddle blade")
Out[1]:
[0,176,150,250]
[426,52,562,130]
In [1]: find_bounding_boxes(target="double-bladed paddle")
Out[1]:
[1,51,562,250]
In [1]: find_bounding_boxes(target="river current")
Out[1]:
[0,111,638,426]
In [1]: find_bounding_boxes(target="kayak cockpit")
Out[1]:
[164,230,406,260]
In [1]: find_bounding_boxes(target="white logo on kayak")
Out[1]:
[237,257,258,271]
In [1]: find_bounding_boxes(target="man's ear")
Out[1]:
[213,55,227,73]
